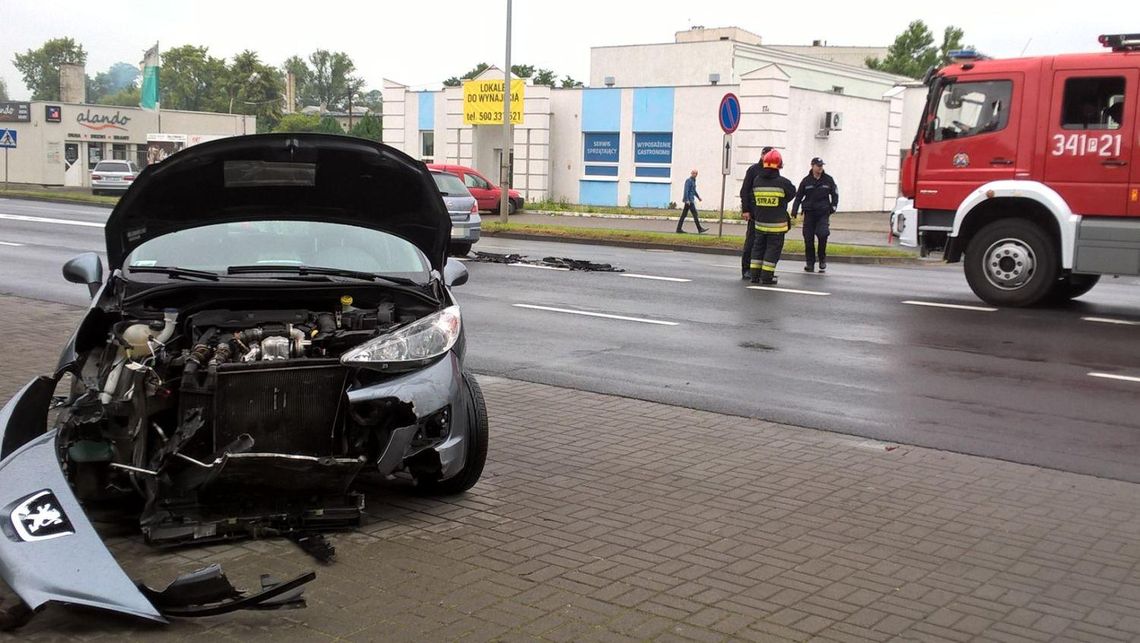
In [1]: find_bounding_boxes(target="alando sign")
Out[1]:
[76,109,131,131]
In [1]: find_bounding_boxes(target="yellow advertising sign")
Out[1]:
[463,79,525,125]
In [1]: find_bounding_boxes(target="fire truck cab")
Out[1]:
[895,33,1140,306]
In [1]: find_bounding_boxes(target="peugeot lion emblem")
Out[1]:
[10,490,74,542]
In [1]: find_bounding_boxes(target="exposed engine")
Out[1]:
[58,295,439,546]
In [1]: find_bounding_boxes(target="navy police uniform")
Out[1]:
[790,158,839,271]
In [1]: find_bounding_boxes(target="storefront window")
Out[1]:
[87,143,104,169]
[136,144,148,168]
[112,144,127,160]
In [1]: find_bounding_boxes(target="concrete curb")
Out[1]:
[482,231,924,265]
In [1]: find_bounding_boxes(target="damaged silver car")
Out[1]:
[0,134,488,626]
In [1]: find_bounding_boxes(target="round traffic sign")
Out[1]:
[719,93,741,134]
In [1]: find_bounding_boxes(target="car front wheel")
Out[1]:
[964,219,1059,307]
[415,372,488,495]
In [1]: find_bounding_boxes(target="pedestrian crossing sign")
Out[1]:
[0,129,15,148]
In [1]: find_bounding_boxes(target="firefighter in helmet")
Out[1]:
[748,149,798,284]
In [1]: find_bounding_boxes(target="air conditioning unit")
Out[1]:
[824,111,843,131]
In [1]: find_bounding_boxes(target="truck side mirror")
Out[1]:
[62,252,104,298]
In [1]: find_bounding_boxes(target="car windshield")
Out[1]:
[95,162,132,173]
[432,172,469,196]
[124,221,430,279]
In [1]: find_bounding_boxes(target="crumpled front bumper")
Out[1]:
[0,378,166,623]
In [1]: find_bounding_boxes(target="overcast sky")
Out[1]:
[1,0,1135,99]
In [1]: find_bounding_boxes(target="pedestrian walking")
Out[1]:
[791,157,839,273]
[748,149,797,284]
[676,170,708,234]
[738,147,773,279]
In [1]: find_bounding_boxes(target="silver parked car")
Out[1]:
[430,169,481,256]
[90,160,140,195]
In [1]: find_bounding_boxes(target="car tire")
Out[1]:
[450,242,472,257]
[508,199,517,216]
[416,371,488,496]
[1048,273,1100,303]
[964,219,1058,307]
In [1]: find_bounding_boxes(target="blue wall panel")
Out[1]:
[579,180,619,206]
[632,88,674,132]
[582,89,621,132]
[629,182,672,208]
[418,92,435,131]
[585,165,619,177]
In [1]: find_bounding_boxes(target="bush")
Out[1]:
[273,113,321,133]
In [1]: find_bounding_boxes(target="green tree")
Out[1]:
[532,68,557,87]
[282,55,311,111]
[316,115,344,134]
[443,62,490,87]
[559,75,583,88]
[349,112,382,141]
[359,89,383,113]
[0,78,7,101]
[97,86,140,107]
[866,20,967,79]
[510,64,535,79]
[161,45,228,111]
[12,37,87,100]
[224,50,284,130]
[273,113,321,133]
[308,49,358,110]
[87,61,140,103]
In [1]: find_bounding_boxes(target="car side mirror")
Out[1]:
[443,258,469,287]
[62,252,104,298]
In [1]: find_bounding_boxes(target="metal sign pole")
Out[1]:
[3,147,8,192]
[717,173,726,238]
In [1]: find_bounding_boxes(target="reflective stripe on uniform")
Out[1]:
[753,188,783,208]
[748,260,778,271]
[753,221,790,233]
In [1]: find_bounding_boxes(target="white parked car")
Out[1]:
[90,160,140,195]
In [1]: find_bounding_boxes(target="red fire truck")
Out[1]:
[893,33,1140,306]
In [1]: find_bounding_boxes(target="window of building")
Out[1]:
[87,143,103,169]
[1061,77,1125,130]
[928,80,1012,142]
[420,131,434,162]
[112,143,127,160]
[832,86,845,94]
[136,144,148,168]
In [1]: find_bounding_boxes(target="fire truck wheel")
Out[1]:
[965,219,1059,307]
[1048,274,1100,303]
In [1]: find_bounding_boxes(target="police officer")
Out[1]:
[739,146,773,279]
[791,157,839,273]
[748,149,797,285]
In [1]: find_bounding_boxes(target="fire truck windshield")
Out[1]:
[926,79,1012,142]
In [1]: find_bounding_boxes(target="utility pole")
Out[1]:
[499,0,513,223]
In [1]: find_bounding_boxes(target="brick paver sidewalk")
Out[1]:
[2,294,1139,641]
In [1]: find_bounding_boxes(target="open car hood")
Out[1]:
[105,134,450,271]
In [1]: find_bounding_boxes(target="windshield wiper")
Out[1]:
[127,265,220,281]
[225,264,422,286]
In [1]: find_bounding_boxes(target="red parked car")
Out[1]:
[427,164,524,214]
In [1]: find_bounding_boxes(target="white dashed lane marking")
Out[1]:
[1082,316,1140,326]
[620,273,692,283]
[0,241,25,246]
[902,300,997,312]
[1088,372,1140,384]
[509,263,570,271]
[0,213,104,228]
[747,286,831,296]
[512,304,678,326]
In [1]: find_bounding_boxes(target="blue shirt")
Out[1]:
[683,176,700,202]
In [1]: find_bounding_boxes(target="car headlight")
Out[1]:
[340,306,461,372]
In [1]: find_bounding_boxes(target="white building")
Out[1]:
[382,27,927,212]
[0,100,255,188]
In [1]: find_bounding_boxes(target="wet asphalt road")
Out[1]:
[2,198,1140,482]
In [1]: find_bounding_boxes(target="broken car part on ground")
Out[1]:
[0,134,489,627]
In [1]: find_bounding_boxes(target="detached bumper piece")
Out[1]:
[139,564,315,617]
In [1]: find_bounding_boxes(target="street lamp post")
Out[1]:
[499,0,512,223]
